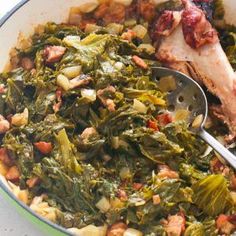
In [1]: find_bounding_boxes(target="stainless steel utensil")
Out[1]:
[152,67,236,169]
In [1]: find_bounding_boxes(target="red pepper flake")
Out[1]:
[147,120,159,131]
[132,55,148,69]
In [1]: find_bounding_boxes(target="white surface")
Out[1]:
[0,2,45,236]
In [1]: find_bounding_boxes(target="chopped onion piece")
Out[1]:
[57,74,70,91]
[132,25,147,39]
[63,35,81,48]
[68,225,107,236]
[78,1,99,13]
[81,89,96,102]
[96,196,111,212]
[133,99,147,114]
[85,24,102,34]
[113,0,132,6]
[138,44,155,54]
[114,62,124,70]
[192,114,203,129]
[124,228,143,236]
[12,108,29,126]
[106,23,124,35]
[62,66,82,79]
[111,136,120,149]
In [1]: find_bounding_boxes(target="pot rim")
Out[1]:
[0,1,71,234]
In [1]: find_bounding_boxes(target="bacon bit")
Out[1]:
[43,46,66,63]
[158,165,179,179]
[97,86,116,112]
[107,222,127,236]
[0,148,13,166]
[0,84,6,94]
[132,55,148,69]
[133,183,143,191]
[182,3,218,49]
[147,120,159,131]
[34,142,53,155]
[153,194,161,205]
[156,113,173,127]
[138,0,156,23]
[0,115,10,134]
[5,166,20,182]
[153,11,182,38]
[216,214,236,235]
[104,3,126,24]
[94,3,109,19]
[117,189,128,202]
[26,176,40,188]
[163,214,185,236]
[20,57,34,70]
[121,29,137,42]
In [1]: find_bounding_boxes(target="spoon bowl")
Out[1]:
[152,67,236,169]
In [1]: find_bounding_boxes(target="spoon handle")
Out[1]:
[199,128,236,169]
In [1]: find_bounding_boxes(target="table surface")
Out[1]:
[0,1,46,235]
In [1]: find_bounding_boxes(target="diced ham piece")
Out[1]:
[132,55,148,69]
[104,3,125,24]
[156,0,236,136]
[153,11,182,38]
[156,113,173,127]
[94,3,109,19]
[43,46,66,63]
[94,2,125,24]
[80,127,97,141]
[5,166,20,182]
[138,0,156,23]
[0,84,6,94]
[181,0,218,49]
[157,165,179,179]
[26,176,40,188]
[216,214,236,235]
[34,142,53,155]
[20,57,34,70]
[0,115,10,134]
[121,29,137,42]
[97,86,116,112]
[69,75,92,89]
[133,183,143,191]
[153,194,161,205]
[117,189,128,202]
[0,148,13,166]
[163,214,185,236]
[107,222,127,236]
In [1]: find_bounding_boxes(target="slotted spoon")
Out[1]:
[152,67,236,169]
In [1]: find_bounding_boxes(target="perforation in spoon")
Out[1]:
[178,95,184,103]
[168,104,175,112]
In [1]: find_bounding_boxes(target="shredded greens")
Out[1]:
[0,1,236,235]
